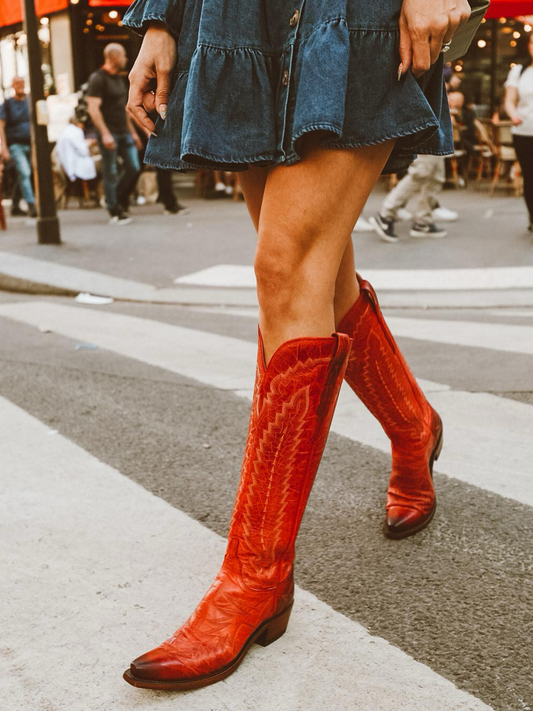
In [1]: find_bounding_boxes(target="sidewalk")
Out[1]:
[1,182,532,308]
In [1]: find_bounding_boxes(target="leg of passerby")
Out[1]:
[512,134,533,231]
[156,168,190,215]
[10,178,26,216]
[373,165,422,243]
[409,156,447,238]
[428,158,458,222]
[116,134,140,218]
[98,137,124,223]
[9,143,36,217]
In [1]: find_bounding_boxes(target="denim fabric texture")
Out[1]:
[97,133,141,214]
[123,0,453,174]
[9,143,35,205]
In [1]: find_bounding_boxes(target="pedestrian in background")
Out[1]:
[87,43,142,225]
[0,77,37,218]
[372,154,448,242]
[504,33,533,233]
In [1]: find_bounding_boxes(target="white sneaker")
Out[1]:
[215,181,226,192]
[397,207,413,221]
[352,216,375,233]
[225,185,234,195]
[432,206,458,222]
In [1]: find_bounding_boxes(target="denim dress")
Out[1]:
[123,0,453,174]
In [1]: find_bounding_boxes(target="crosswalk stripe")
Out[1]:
[0,395,494,710]
[0,301,532,508]
[386,316,533,356]
[174,263,533,291]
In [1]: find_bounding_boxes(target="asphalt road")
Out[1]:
[1,288,532,711]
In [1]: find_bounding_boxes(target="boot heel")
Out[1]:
[255,604,293,648]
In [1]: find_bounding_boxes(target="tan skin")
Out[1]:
[504,34,533,126]
[128,0,470,363]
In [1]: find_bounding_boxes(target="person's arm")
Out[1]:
[0,103,9,162]
[0,119,9,162]
[504,86,522,126]
[86,96,116,150]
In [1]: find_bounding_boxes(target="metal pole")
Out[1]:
[22,0,61,244]
[490,18,498,115]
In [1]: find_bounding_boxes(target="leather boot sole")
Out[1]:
[384,419,444,540]
[123,602,293,691]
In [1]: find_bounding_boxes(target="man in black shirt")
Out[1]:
[87,43,142,224]
[0,77,37,217]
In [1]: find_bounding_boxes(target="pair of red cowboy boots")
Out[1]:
[123,275,443,692]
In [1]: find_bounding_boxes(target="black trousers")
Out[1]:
[513,133,533,222]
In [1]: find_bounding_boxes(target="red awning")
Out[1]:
[485,1,533,18]
[0,0,68,29]
[88,0,132,6]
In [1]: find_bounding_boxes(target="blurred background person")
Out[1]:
[86,43,141,225]
[55,114,98,184]
[504,32,533,232]
[371,155,448,242]
[0,77,36,218]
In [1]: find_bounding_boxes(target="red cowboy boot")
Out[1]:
[123,329,351,691]
[338,275,443,539]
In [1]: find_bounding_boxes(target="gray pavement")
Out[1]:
[1,182,532,710]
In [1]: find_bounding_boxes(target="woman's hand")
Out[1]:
[399,0,471,78]
[127,22,177,137]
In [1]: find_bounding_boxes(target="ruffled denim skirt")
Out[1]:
[123,0,453,174]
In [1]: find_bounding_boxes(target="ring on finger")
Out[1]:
[441,40,452,53]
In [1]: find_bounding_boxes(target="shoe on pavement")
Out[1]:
[352,216,374,233]
[11,205,27,217]
[164,204,191,216]
[109,211,132,226]
[370,214,399,243]
[397,207,413,221]
[28,203,37,218]
[432,206,458,222]
[410,222,447,238]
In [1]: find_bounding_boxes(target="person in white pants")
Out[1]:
[372,154,451,243]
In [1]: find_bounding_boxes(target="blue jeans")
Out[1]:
[9,143,35,206]
[98,133,140,215]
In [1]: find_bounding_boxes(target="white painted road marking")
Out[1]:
[0,301,532,507]
[0,396,494,710]
[174,263,533,291]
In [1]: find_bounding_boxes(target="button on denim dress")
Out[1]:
[123,0,453,174]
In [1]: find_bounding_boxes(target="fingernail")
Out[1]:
[159,105,167,120]
[151,132,158,137]
[397,63,403,81]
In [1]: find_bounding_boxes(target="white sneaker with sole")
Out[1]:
[410,223,447,238]
[432,206,458,222]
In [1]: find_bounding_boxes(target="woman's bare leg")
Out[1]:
[251,135,394,363]
[238,144,385,343]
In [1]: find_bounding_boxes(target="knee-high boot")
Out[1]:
[338,275,443,539]
[124,329,352,690]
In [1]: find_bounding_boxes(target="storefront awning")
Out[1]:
[485,1,533,18]
[88,0,132,5]
[0,0,68,30]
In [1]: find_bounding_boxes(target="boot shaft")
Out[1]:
[225,330,352,588]
[338,276,435,448]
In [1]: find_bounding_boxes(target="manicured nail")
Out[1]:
[151,131,158,137]
[159,104,167,120]
[397,63,403,81]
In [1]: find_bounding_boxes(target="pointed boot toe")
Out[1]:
[124,646,189,687]
[385,503,436,539]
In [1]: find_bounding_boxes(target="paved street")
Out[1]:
[0,182,532,711]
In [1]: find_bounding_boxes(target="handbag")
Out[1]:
[445,0,491,62]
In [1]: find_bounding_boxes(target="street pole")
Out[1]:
[22,0,61,244]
